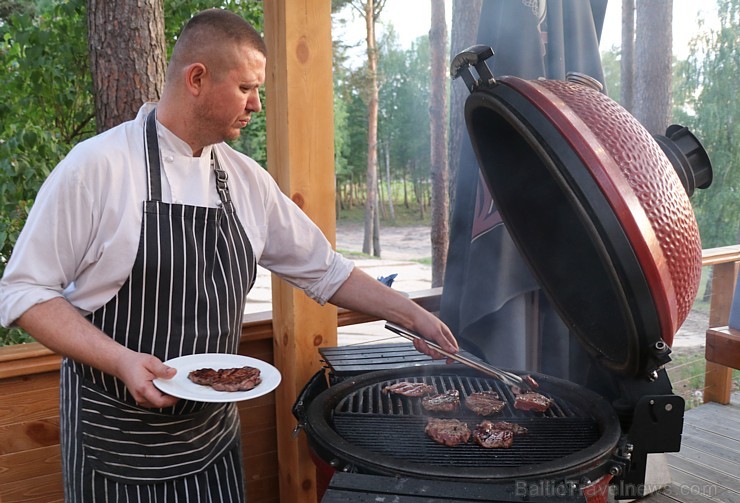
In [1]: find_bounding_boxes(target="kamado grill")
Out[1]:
[293,46,713,502]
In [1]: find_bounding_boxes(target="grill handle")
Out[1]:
[384,322,535,392]
[292,368,329,434]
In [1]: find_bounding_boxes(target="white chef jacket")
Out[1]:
[0,103,353,327]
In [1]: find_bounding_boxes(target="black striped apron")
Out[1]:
[60,109,256,502]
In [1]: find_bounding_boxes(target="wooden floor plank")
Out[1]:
[667,444,740,477]
[683,424,740,455]
[684,419,740,440]
[665,455,739,496]
[655,482,725,503]
[637,489,686,502]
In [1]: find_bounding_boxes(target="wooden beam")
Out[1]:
[703,260,739,404]
[263,2,336,502]
[706,327,740,370]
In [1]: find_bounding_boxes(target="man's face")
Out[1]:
[195,45,266,146]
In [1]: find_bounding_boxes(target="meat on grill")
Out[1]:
[382,381,436,397]
[188,366,262,392]
[422,389,461,412]
[473,420,515,448]
[514,392,552,413]
[487,421,528,435]
[465,391,506,416]
[425,418,471,446]
[511,374,540,394]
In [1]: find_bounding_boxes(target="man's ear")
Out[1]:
[184,63,207,96]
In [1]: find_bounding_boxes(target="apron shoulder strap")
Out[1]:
[144,109,163,201]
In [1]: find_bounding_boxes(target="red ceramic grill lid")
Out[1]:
[452,46,712,377]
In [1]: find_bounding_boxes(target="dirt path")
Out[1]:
[336,221,432,261]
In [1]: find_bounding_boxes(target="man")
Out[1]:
[0,9,457,501]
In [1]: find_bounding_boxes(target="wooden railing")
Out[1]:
[701,244,740,404]
[0,247,737,502]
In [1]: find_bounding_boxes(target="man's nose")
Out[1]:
[247,90,262,113]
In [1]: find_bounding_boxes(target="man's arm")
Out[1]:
[16,298,178,408]
[328,268,458,358]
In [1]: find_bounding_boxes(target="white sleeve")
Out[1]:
[256,181,354,305]
[0,159,99,326]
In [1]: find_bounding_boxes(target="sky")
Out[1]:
[334,0,721,61]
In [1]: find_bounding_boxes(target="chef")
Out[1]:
[0,9,458,501]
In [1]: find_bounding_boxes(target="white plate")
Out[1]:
[153,353,281,403]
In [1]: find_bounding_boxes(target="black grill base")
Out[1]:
[322,472,588,502]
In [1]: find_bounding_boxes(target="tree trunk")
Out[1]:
[87,0,166,132]
[413,160,425,220]
[373,201,381,257]
[449,0,482,208]
[634,0,672,135]
[430,0,449,288]
[384,140,395,222]
[362,0,381,257]
[378,166,387,220]
[620,0,635,111]
[403,165,409,209]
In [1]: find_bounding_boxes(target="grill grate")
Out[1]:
[336,375,579,418]
[329,374,601,468]
[333,416,599,467]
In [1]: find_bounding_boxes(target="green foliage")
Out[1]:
[332,17,433,209]
[0,0,92,345]
[0,1,266,346]
[672,0,739,248]
[0,0,93,210]
[602,0,738,248]
[378,33,431,174]
[600,45,622,103]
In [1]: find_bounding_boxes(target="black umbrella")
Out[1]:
[440,0,608,380]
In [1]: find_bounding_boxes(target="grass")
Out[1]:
[337,205,431,227]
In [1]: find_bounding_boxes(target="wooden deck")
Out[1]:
[640,393,740,503]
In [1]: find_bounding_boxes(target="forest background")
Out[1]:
[0,0,738,345]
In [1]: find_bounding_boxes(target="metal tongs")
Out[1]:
[385,322,535,393]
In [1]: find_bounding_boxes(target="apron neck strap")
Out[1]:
[145,109,163,201]
[212,155,234,212]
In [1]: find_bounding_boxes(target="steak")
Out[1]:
[514,392,552,413]
[422,389,461,412]
[425,418,471,446]
[487,421,528,435]
[511,374,540,395]
[382,381,436,397]
[465,391,505,416]
[472,420,515,449]
[188,366,262,392]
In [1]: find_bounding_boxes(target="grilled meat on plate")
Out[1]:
[188,366,262,392]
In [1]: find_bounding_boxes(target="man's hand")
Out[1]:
[115,351,180,408]
[17,297,180,408]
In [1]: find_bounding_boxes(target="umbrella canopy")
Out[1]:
[440,0,608,379]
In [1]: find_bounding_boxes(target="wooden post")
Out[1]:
[703,259,740,404]
[263,2,336,502]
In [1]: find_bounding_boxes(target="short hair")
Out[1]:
[167,9,266,79]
